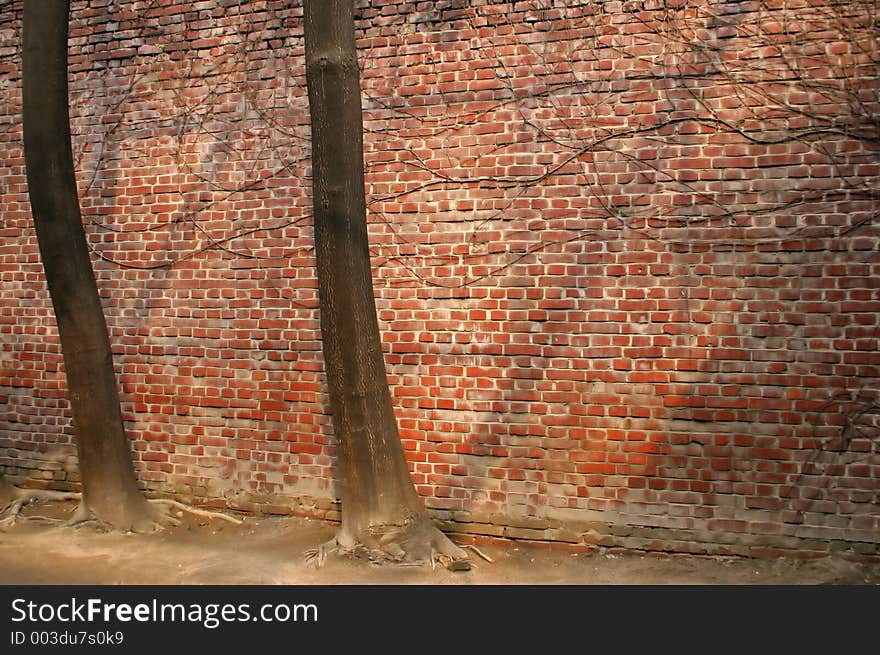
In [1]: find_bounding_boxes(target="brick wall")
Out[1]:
[1,0,878,558]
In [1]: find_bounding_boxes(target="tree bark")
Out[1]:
[21,0,152,530]
[303,0,466,564]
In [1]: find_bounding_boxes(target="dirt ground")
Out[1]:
[0,499,877,585]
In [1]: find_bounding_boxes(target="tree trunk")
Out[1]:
[303,0,466,564]
[21,0,153,531]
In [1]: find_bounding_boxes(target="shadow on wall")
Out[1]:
[430,228,879,554]
[629,239,880,553]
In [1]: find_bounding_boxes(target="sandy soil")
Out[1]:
[0,499,877,585]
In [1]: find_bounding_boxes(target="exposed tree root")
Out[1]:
[304,537,336,568]
[0,484,81,531]
[61,502,121,532]
[462,543,494,563]
[146,498,243,526]
[0,477,242,532]
[64,497,243,533]
[304,515,477,572]
[0,500,28,530]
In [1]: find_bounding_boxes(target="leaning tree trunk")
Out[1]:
[303,0,467,566]
[21,0,153,531]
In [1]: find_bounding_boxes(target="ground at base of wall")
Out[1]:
[0,500,876,585]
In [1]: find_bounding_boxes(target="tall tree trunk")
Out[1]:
[21,0,153,531]
[303,0,467,565]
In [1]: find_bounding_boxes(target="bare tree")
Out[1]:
[20,0,157,530]
[302,0,470,568]
[15,0,239,532]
